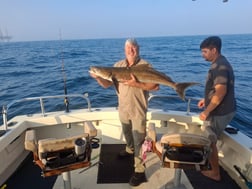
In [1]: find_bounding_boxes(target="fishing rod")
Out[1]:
[59,30,69,113]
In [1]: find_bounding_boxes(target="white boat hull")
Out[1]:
[1,98,251,189]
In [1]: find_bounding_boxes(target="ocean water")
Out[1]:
[0,34,252,138]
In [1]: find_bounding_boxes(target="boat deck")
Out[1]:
[5,151,241,189]
[1,108,245,189]
[5,150,192,189]
[4,139,241,189]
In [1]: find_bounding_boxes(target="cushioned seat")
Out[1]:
[24,121,97,177]
[147,122,211,171]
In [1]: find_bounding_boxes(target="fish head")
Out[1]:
[89,66,112,80]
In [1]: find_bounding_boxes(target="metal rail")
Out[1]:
[147,94,201,115]
[1,93,91,130]
[1,93,201,131]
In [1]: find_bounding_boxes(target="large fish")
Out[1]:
[89,64,199,100]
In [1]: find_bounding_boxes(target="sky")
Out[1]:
[0,0,252,42]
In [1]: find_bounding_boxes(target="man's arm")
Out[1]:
[199,84,227,120]
[90,73,113,88]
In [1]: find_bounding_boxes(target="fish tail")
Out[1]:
[175,82,200,100]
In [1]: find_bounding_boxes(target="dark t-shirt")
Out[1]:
[204,55,236,116]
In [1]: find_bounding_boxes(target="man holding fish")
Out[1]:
[90,38,159,186]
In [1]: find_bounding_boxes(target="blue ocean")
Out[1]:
[0,34,252,138]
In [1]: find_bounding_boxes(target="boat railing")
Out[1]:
[1,93,91,130]
[1,93,201,131]
[147,94,202,115]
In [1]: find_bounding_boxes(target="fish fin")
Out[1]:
[112,77,119,94]
[175,82,200,100]
[135,64,151,67]
[133,64,152,69]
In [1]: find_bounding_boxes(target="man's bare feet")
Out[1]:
[201,170,221,181]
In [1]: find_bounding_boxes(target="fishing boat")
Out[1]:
[0,93,251,189]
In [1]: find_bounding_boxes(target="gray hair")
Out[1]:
[125,38,139,48]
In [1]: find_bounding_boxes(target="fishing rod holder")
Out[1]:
[64,96,70,113]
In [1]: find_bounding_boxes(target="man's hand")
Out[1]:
[122,74,159,91]
[199,110,209,121]
[198,99,205,109]
[122,74,138,87]
[198,99,208,121]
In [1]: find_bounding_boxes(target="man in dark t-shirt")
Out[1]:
[198,36,236,181]
[204,55,236,116]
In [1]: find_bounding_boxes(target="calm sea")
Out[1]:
[0,34,252,138]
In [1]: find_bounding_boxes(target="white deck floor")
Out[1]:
[53,127,194,189]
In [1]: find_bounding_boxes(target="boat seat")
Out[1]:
[24,121,97,177]
[147,122,211,171]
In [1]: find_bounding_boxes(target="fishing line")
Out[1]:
[59,30,69,112]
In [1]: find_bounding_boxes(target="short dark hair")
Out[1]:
[200,36,222,53]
